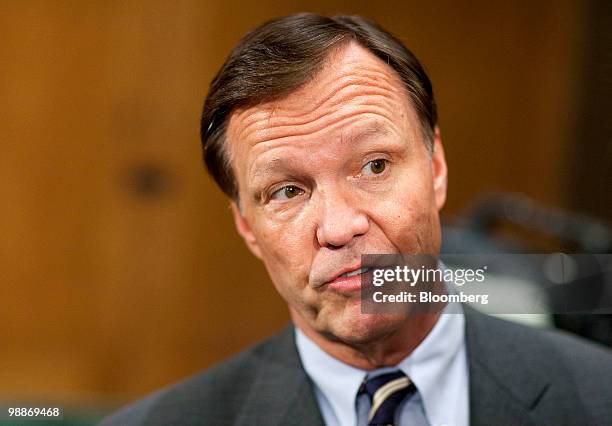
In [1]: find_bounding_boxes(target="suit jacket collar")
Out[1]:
[235,325,325,426]
[464,307,544,425]
[463,305,586,425]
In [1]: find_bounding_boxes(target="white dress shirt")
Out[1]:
[295,302,469,426]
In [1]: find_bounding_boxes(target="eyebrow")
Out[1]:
[251,157,294,181]
[341,122,392,146]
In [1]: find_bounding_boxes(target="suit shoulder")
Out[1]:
[477,313,612,369]
[98,327,293,426]
[469,312,612,411]
[538,322,612,390]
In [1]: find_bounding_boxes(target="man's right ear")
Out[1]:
[230,201,263,260]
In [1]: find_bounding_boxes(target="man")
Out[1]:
[101,13,612,426]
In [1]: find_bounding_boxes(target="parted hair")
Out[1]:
[200,13,437,200]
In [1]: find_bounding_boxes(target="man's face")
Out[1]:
[226,42,447,344]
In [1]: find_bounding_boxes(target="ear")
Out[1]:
[431,127,448,211]
[230,201,263,259]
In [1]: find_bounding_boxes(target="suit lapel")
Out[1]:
[235,325,325,426]
[468,355,541,426]
[464,307,547,426]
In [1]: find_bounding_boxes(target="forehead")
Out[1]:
[226,42,419,180]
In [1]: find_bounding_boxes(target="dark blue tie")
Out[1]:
[360,370,416,426]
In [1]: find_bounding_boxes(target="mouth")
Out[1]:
[326,266,372,293]
[338,266,371,278]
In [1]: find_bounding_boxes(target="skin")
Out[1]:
[226,41,448,370]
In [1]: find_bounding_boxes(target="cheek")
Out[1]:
[251,214,313,284]
[370,178,441,253]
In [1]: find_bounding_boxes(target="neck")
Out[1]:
[291,309,442,370]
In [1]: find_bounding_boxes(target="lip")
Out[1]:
[326,266,372,293]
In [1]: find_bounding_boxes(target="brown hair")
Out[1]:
[200,13,437,200]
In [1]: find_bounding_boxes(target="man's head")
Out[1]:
[201,13,447,346]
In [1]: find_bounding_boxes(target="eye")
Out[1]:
[362,159,387,175]
[270,185,304,201]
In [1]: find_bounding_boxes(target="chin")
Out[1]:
[326,309,408,346]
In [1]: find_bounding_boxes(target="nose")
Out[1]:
[315,187,369,249]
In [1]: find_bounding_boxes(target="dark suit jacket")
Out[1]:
[100,309,612,425]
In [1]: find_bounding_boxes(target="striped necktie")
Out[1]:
[360,370,416,426]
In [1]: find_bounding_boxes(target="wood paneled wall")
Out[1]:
[0,0,582,404]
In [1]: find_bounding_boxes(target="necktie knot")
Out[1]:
[359,370,415,426]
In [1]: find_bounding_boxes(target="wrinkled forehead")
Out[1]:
[225,42,420,177]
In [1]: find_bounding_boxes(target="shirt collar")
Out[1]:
[295,301,466,426]
[295,327,365,426]
[397,301,466,425]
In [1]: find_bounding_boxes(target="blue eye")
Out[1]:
[270,185,304,200]
[362,159,387,175]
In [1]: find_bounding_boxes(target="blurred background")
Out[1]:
[1,0,610,423]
